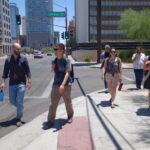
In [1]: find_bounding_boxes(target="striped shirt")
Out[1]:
[132,53,145,69]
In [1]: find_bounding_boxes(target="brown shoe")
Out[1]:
[43,121,54,130]
[16,119,22,127]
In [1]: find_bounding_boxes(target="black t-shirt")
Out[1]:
[52,57,71,87]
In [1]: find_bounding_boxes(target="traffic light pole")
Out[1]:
[65,7,68,57]
[97,0,102,63]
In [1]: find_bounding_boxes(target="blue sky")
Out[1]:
[10,0,75,43]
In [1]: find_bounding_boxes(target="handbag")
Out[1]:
[0,90,4,102]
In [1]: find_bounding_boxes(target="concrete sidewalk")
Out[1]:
[0,84,149,150]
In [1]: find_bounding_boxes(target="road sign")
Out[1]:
[48,12,66,17]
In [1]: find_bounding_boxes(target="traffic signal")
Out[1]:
[61,32,64,39]
[16,15,21,25]
[65,32,69,39]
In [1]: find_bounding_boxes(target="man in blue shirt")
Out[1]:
[0,43,32,127]
[100,45,111,92]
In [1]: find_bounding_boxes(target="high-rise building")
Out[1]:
[76,0,150,46]
[68,17,75,40]
[0,0,12,56]
[10,3,20,44]
[22,16,26,35]
[25,0,54,49]
[54,31,59,45]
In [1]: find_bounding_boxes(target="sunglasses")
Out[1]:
[54,48,58,51]
[111,51,116,53]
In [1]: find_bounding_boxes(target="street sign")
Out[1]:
[48,12,66,17]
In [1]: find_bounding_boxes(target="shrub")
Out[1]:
[84,55,93,62]
[143,49,150,56]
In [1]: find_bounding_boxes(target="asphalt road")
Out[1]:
[0,55,135,138]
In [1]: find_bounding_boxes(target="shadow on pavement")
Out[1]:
[127,88,138,91]
[136,108,150,117]
[97,101,111,108]
[73,63,97,67]
[53,118,68,132]
[42,118,68,131]
[0,118,26,127]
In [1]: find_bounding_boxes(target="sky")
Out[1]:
[9,0,75,43]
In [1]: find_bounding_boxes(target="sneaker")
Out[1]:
[43,121,54,130]
[111,104,115,109]
[68,115,73,124]
[16,119,22,127]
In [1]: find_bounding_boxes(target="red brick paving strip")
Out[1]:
[58,117,95,150]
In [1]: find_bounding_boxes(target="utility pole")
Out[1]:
[65,7,68,57]
[97,0,102,63]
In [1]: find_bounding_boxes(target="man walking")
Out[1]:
[0,43,32,127]
[100,45,111,92]
[132,47,145,89]
[44,43,74,129]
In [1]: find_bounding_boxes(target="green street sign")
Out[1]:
[48,12,66,17]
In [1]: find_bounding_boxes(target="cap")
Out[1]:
[105,45,110,49]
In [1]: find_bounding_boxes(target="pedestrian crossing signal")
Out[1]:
[16,15,21,25]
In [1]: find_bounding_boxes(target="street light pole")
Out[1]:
[97,0,102,63]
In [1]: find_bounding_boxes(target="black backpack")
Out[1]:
[54,58,74,83]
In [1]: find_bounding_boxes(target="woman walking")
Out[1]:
[143,54,150,110]
[102,48,122,108]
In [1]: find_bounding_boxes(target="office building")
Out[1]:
[10,3,20,44]
[54,31,59,45]
[76,0,150,45]
[22,16,26,35]
[25,0,54,49]
[68,17,75,39]
[0,0,12,56]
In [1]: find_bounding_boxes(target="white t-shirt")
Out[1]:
[132,53,145,69]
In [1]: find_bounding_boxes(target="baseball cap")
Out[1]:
[105,45,110,49]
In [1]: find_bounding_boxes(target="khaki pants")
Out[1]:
[47,85,74,121]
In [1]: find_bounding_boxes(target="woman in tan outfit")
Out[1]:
[102,48,122,108]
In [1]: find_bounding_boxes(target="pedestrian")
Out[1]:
[100,45,111,92]
[101,48,122,108]
[143,54,150,110]
[44,43,74,129]
[132,47,145,89]
[0,43,32,127]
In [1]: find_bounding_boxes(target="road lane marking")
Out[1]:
[41,79,53,98]
[5,79,54,100]
[122,75,134,82]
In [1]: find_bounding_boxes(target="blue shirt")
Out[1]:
[2,55,31,85]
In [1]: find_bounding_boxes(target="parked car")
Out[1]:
[34,52,43,59]
[47,53,52,56]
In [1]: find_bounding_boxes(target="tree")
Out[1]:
[119,9,150,42]
[41,47,54,52]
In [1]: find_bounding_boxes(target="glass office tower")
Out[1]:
[89,0,150,43]
[25,0,54,49]
[0,0,12,55]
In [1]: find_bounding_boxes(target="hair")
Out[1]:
[58,43,65,50]
[110,48,117,57]
[136,46,142,50]
[12,43,21,49]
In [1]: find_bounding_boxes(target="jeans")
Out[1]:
[9,84,26,119]
[104,72,108,89]
[134,69,144,88]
